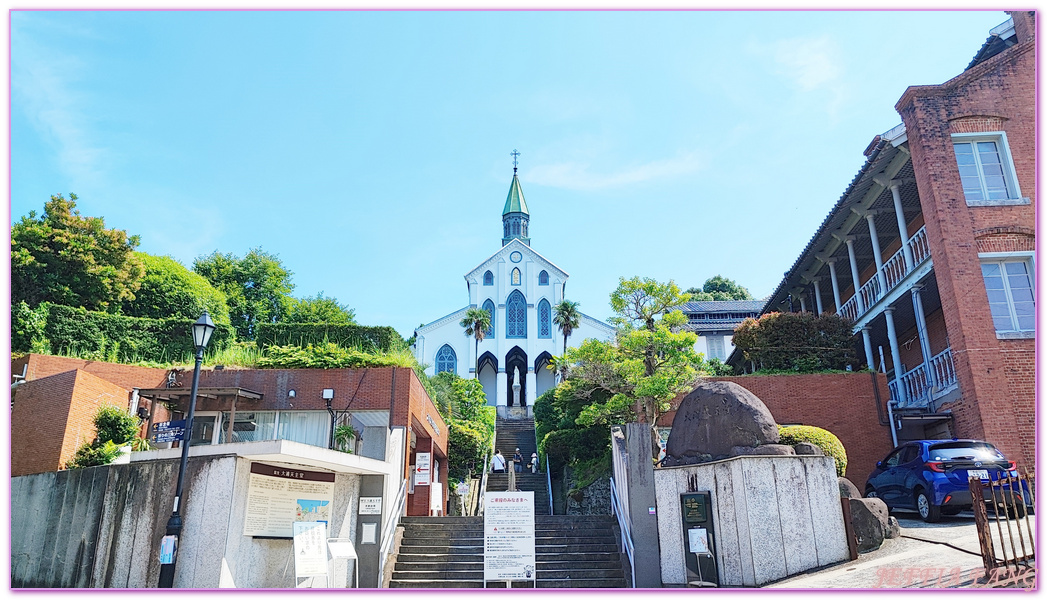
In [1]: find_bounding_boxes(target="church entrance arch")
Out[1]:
[505,346,528,407]
[477,352,498,407]
[534,351,555,399]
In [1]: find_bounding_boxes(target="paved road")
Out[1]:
[766,510,1036,589]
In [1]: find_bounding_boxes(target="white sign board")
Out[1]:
[415,452,431,486]
[243,463,336,538]
[483,492,536,582]
[358,497,382,515]
[293,521,328,578]
[688,527,709,554]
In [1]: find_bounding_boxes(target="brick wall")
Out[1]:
[896,16,1034,470]
[658,373,895,488]
[12,370,134,477]
[17,354,170,389]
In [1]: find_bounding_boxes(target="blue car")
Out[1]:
[864,439,1029,522]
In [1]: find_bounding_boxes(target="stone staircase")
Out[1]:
[490,417,550,515]
[388,515,628,588]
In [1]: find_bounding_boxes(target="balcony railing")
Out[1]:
[837,226,930,323]
[888,347,958,408]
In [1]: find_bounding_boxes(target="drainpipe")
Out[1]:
[886,400,899,448]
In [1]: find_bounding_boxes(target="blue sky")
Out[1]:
[10,10,1013,339]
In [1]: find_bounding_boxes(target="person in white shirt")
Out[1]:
[530,453,539,474]
[491,450,506,473]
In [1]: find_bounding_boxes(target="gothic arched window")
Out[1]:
[538,270,549,286]
[506,291,527,338]
[511,268,521,286]
[538,299,551,338]
[483,270,494,286]
[435,345,457,374]
[482,299,495,337]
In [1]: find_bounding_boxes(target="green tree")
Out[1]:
[284,292,356,324]
[459,307,492,377]
[66,405,142,469]
[685,275,753,301]
[12,194,144,312]
[193,247,295,340]
[552,300,581,356]
[733,311,856,372]
[427,372,495,481]
[568,277,704,457]
[122,253,231,325]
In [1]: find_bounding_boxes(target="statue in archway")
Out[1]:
[511,366,522,407]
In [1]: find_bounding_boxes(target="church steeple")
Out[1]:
[502,149,530,246]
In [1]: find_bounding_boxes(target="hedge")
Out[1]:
[733,312,857,372]
[255,322,404,351]
[17,302,235,363]
[778,424,848,477]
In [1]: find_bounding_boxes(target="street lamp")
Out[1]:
[158,311,215,588]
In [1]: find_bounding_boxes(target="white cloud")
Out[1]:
[771,35,844,91]
[526,151,705,191]
[12,20,109,188]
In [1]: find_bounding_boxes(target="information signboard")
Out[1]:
[152,420,186,443]
[292,521,328,578]
[415,452,431,486]
[243,463,336,538]
[483,492,536,582]
[358,497,382,515]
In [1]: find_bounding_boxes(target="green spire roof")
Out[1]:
[502,174,529,215]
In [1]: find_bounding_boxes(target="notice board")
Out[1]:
[243,463,336,538]
[483,491,536,582]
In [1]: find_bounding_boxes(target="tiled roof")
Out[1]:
[966,18,1017,71]
[682,322,744,333]
[678,299,764,313]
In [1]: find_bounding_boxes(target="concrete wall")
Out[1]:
[12,455,361,588]
[654,455,849,587]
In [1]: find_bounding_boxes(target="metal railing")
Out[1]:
[545,456,554,515]
[837,226,932,324]
[377,478,408,584]
[609,476,636,588]
[477,452,490,516]
[969,469,1036,585]
[888,347,958,408]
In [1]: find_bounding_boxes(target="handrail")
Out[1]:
[545,456,553,515]
[377,478,408,584]
[609,476,636,588]
[837,225,932,325]
[477,452,490,516]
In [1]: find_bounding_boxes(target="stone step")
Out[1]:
[389,578,628,589]
[395,552,623,565]
[391,568,625,581]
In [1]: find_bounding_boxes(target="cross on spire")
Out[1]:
[510,149,520,173]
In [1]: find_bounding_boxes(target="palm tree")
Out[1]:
[460,307,492,378]
[553,300,581,356]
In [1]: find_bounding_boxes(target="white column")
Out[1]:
[496,369,508,411]
[866,213,887,294]
[799,295,807,313]
[525,369,537,408]
[861,326,875,370]
[911,285,934,372]
[884,307,906,404]
[891,185,915,271]
[813,279,824,314]
[828,259,843,312]
[845,238,865,313]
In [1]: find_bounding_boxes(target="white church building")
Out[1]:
[413,164,615,418]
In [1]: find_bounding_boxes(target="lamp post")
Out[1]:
[158,311,215,588]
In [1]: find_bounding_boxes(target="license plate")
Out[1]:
[967,469,989,480]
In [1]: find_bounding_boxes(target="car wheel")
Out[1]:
[1007,503,1027,519]
[916,490,941,523]
[865,486,878,499]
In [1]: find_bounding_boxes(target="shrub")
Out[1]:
[41,303,235,363]
[256,343,419,369]
[447,419,490,481]
[12,301,48,353]
[255,323,403,352]
[778,424,848,477]
[66,405,142,469]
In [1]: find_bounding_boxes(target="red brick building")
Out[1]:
[10,354,448,515]
[747,12,1035,468]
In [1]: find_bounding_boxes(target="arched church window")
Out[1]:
[506,291,526,338]
[483,270,494,286]
[538,299,551,338]
[538,270,549,286]
[482,299,495,337]
[435,345,457,374]
[511,268,521,286]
